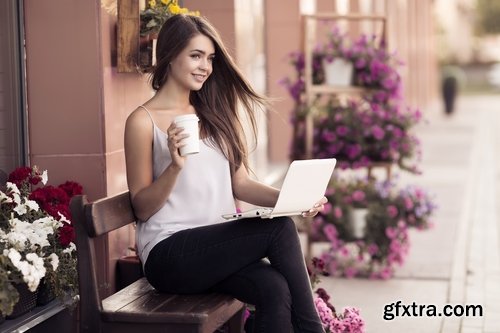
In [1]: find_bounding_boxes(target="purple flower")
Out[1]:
[386,205,398,218]
[346,144,362,159]
[321,130,336,142]
[351,190,366,202]
[336,126,349,136]
[371,125,385,140]
[334,206,343,218]
[385,227,398,239]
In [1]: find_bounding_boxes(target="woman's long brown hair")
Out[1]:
[150,14,267,175]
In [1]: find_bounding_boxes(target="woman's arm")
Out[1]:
[124,109,185,221]
[231,164,328,217]
[231,164,280,208]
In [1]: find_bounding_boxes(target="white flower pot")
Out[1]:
[348,207,368,239]
[323,58,353,86]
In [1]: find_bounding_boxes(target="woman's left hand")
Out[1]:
[302,196,328,218]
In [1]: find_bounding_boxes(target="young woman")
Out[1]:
[124,14,327,333]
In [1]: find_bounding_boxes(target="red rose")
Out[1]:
[7,166,42,187]
[29,186,70,219]
[7,167,32,187]
[58,181,83,199]
[43,203,71,220]
[58,223,75,247]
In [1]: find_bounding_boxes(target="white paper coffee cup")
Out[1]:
[174,114,200,156]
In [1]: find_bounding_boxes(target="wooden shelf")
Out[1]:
[301,13,388,162]
[300,13,391,258]
[302,13,387,21]
[308,84,367,95]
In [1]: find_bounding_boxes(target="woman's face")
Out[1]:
[169,34,215,91]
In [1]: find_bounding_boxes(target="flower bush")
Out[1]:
[140,0,199,37]
[308,99,422,172]
[308,257,366,332]
[281,25,423,173]
[312,177,436,279]
[348,33,402,103]
[0,166,82,316]
[320,26,352,64]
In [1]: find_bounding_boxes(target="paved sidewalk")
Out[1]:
[309,95,500,333]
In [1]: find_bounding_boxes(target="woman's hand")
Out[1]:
[166,122,188,169]
[302,196,328,218]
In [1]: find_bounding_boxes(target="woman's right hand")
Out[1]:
[166,122,188,169]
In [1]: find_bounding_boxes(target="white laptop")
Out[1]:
[222,158,336,220]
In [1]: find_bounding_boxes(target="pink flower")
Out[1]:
[351,190,365,202]
[334,206,343,219]
[379,267,393,279]
[386,205,398,218]
[371,125,385,140]
[367,243,379,255]
[323,202,332,214]
[385,227,398,239]
[404,197,414,210]
[323,224,338,242]
[344,266,358,278]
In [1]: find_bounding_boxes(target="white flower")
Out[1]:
[62,242,76,254]
[0,190,12,203]
[13,200,27,216]
[48,253,59,271]
[23,253,46,291]
[40,170,48,185]
[58,213,70,225]
[11,192,21,206]
[2,221,29,251]
[3,217,57,251]
[5,248,22,266]
[6,182,20,195]
[25,199,40,212]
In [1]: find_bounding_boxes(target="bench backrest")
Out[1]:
[70,192,137,331]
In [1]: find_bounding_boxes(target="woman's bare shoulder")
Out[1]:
[126,106,152,129]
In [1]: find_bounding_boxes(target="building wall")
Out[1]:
[23,0,152,295]
[0,1,24,175]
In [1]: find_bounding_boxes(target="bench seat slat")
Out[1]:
[115,290,178,314]
[101,278,243,324]
[102,294,242,324]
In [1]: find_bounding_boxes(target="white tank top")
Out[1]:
[135,106,237,265]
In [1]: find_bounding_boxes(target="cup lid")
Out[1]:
[174,114,199,122]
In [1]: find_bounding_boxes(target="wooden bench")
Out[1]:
[70,192,245,333]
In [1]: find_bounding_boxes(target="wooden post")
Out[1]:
[117,0,140,73]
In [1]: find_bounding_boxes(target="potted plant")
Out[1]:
[304,98,423,173]
[313,177,436,279]
[320,26,354,86]
[0,167,81,319]
[139,0,200,67]
[281,25,422,173]
[309,257,366,332]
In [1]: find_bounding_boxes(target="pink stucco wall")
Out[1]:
[23,0,152,295]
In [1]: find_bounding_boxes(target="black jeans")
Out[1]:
[144,217,325,333]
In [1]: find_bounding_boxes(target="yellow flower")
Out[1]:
[149,0,156,7]
[168,4,181,14]
[161,0,169,5]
